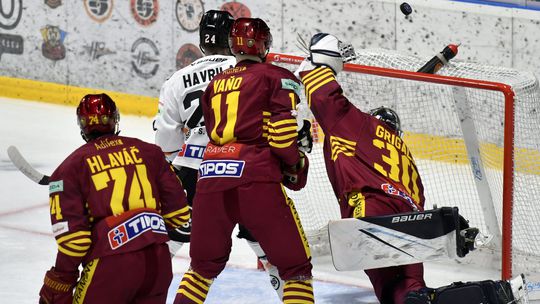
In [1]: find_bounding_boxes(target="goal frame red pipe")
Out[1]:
[267,52,516,280]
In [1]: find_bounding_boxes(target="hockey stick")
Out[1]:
[7,146,50,185]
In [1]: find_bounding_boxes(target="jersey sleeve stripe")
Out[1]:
[56,230,91,243]
[270,132,297,141]
[303,70,334,92]
[269,125,297,134]
[269,140,295,148]
[268,119,297,127]
[58,244,89,257]
[64,242,91,251]
[163,206,190,219]
[302,67,331,83]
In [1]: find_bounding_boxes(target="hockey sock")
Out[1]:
[173,270,213,304]
[246,240,285,300]
[283,279,314,304]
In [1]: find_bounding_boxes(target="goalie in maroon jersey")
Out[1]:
[296,33,426,304]
[38,94,190,304]
[174,18,315,304]
[295,33,527,304]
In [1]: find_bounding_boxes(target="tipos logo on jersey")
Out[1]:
[381,183,417,210]
[107,212,167,250]
[199,160,244,179]
[177,144,206,160]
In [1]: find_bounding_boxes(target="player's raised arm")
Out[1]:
[296,33,353,132]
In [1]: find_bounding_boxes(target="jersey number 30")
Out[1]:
[372,139,421,204]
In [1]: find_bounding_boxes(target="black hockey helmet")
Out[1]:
[369,106,403,137]
[199,10,234,53]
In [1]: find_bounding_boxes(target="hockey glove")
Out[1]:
[309,33,344,74]
[39,267,78,304]
[282,152,309,191]
[297,120,313,154]
[168,217,191,243]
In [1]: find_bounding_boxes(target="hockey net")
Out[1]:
[267,50,540,281]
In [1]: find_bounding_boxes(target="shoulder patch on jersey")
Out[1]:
[52,221,69,237]
[281,78,302,96]
[49,180,64,194]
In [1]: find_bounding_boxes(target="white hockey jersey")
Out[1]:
[154,55,236,169]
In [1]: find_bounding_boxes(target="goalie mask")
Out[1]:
[199,10,234,53]
[229,18,272,60]
[369,106,403,137]
[77,93,120,142]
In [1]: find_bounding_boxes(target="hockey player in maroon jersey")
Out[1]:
[38,94,190,304]
[174,18,314,304]
[296,33,426,304]
[295,33,528,304]
[154,10,287,298]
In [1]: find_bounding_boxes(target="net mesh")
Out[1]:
[270,49,540,279]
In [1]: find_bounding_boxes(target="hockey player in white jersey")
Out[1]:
[153,9,285,299]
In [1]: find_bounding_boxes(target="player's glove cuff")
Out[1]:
[282,152,310,191]
[39,267,78,304]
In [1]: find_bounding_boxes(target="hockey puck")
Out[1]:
[400,2,412,16]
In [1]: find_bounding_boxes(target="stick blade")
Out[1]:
[7,145,49,185]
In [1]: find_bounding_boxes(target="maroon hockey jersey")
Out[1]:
[197,60,304,193]
[300,67,425,217]
[48,135,190,272]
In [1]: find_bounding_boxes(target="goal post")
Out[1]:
[267,51,540,282]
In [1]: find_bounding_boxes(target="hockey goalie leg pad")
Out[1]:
[283,279,314,304]
[174,269,213,304]
[405,279,519,304]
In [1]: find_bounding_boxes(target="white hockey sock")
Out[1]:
[246,241,285,300]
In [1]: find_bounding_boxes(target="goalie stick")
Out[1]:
[7,146,50,185]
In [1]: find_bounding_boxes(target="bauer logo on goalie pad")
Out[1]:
[107,212,167,250]
[199,160,245,179]
[391,213,432,223]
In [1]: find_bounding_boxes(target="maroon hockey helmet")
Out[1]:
[76,93,119,142]
[369,106,403,137]
[229,18,272,59]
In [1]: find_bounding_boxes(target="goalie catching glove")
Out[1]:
[309,33,344,74]
[39,267,78,304]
